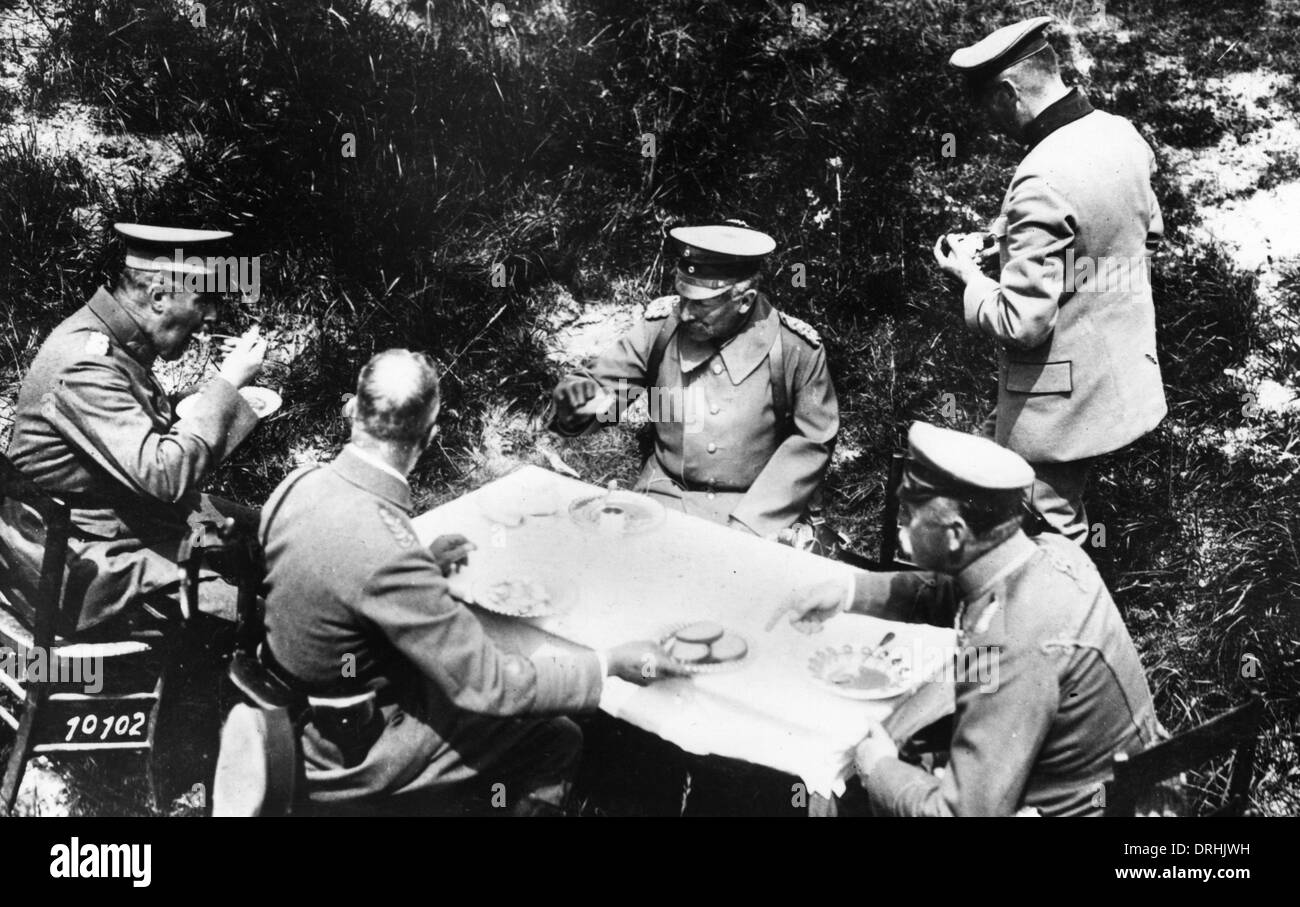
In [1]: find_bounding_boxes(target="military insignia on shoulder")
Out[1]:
[377,504,416,549]
[644,295,679,320]
[778,312,821,347]
[84,332,110,356]
[1043,545,1088,591]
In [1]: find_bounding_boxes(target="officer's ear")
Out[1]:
[415,409,441,456]
[943,511,969,557]
[147,274,171,312]
[736,287,758,313]
[341,394,357,420]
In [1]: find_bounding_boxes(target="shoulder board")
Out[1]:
[1041,541,1090,592]
[644,295,679,320]
[376,504,417,550]
[778,311,821,348]
[83,331,111,357]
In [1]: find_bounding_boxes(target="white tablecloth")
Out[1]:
[411,466,956,798]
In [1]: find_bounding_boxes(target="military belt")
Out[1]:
[259,643,374,700]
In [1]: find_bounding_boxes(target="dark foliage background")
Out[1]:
[1,0,1296,814]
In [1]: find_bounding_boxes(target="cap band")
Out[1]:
[676,258,759,281]
[964,36,1050,90]
[126,252,223,275]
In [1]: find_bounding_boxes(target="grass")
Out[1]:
[1,0,1298,815]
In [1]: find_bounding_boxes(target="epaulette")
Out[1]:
[377,504,417,549]
[778,311,821,347]
[644,295,679,320]
[1042,544,1089,592]
[83,331,111,357]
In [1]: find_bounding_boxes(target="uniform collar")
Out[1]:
[85,287,158,367]
[954,529,1039,602]
[1022,88,1094,149]
[719,293,778,384]
[677,293,778,383]
[332,444,414,513]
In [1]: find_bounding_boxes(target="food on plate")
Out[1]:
[662,624,750,668]
[829,665,892,690]
[674,621,724,645]
[481,579,551,615]
[668,641,711,663]
[709,633,748,663]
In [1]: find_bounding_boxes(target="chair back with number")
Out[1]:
[1105,695,1264,817]
[0,453,172,816]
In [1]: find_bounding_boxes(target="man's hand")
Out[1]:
[605,640,691,686]
[218,327,268,389]
[765,579,849,634]
[552,376,603,428]
[933,233,981,284]
[428,534,475,575]
[853,722,899,780]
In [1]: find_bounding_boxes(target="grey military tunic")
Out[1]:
[259,446,605,809]
[849,531,1163,816]
[2,288,257,631]
[557,293,839,539]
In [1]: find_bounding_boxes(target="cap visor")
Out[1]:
[675,278,733,301]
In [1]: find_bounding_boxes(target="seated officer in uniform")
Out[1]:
[259,349,685,815]
[768,422,1163,816]
[2,224,267,633]
[551,224,839,543]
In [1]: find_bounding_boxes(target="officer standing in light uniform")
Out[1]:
[1,224,267,632]
[551,224,839,543]
[933,17,1167,543]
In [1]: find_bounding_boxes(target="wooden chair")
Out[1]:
[839,452,915,572]
[1105,695,1264,817]
[0,453,173,815]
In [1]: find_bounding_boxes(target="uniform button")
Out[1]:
[711,363,723,375]
[707,492,716,500]
[709,404,720,415]
[707,442,717,453]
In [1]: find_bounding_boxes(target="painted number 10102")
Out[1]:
[64,712,148,742]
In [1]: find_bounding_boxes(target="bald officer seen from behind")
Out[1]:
[259,349,686,815]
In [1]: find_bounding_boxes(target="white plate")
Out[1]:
[807,643,912,700]
[175,386,281,421]
[569,490,665,536]
[239,386,282,419]
[465,575,575,619]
